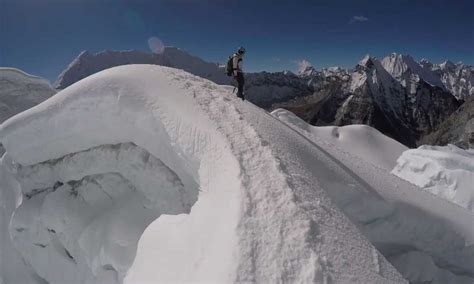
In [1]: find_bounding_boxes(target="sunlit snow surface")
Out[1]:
[393,144,474,212]
[0,65,406,283]
[0,65,472,283]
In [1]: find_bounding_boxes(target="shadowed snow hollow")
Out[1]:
[0,65,406,283]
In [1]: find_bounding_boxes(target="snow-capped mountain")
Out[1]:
[277,55,460,147]
[432,60,474,100]
[381,53,445,94]
[346,55,414,145]
[2,65,473,283]
[381,54,474,100]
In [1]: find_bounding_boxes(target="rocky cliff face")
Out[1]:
[432,61,474,101]
[244,71,313,107]
[422,95,474,148]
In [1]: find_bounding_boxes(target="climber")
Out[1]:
[225,47,246,100]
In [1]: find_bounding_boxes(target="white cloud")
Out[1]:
[350,15,369,24]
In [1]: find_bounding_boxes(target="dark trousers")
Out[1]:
[235,72,245,98]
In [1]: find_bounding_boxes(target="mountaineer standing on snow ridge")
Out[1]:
[226,47,246,100]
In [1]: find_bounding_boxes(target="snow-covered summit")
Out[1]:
[296,59,316,77]
[419,58,433,69]
[381,53,445,94]
[0,64,407,283]
[378,53,473,100]
[351,55,403,95]
[439,60,457,71]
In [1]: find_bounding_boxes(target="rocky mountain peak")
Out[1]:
[419,58,433,69]
[439,60,456,71]
[297,60,318,77]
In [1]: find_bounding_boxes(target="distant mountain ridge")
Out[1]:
[275,55,461,147]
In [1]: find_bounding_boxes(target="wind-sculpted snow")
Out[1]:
[392,144,474,212]
[272,109,474,283]
[0,65,406,283]
[7,143,187,283]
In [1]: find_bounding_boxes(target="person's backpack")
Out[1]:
[225,55,234,76]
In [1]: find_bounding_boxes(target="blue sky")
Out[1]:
[1,0,473,82]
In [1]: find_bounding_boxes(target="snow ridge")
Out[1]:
[1,65,405,283]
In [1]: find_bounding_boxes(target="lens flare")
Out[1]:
[148,37,165,54]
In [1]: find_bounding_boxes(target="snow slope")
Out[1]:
[392,144,474,212]
[272,109,408,171]
[0,67,55,124]
[0,65,406,283]
[270,108,474,283]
